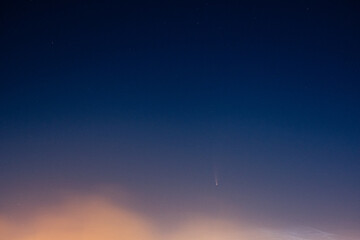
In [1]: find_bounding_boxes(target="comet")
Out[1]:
[213,165,219,186]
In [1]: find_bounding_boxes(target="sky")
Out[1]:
[1,0,360,239]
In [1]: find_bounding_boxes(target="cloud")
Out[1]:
[0,194,356,240]
[168,218,262,240]
[0,195,157,240]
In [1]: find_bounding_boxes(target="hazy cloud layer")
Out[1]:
[0,194,357,240]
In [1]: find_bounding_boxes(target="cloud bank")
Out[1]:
[0,194,357,240]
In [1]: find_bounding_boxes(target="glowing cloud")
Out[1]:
[0,193,357,240]
[0,196,157,240]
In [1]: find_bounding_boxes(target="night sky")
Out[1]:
[1,1,360,239]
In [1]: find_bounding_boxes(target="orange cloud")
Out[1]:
[0,196,157,240]
[0,193,357,240]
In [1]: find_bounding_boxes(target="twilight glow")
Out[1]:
[1,0,360,239]
[1,193,358,240]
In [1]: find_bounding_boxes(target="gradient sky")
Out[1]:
[1,0,360,237]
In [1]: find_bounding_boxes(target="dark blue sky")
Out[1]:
[1,0,360,231]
